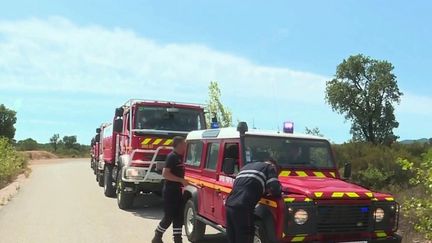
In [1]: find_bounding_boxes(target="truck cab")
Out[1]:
[102,99,206,209]
[183,123,401,243]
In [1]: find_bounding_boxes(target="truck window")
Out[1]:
[185,141,203,167]
[205,143,220,170]
[135,106,205,131]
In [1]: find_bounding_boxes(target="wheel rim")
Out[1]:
[253,228,262,243]
[117,180,122,202]
[186,206,194,234]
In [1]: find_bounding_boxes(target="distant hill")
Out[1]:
[399,138,431,144]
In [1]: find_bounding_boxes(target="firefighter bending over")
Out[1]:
[225,160,282,243]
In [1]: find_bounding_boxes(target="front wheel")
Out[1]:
[254,220,269,243]
[116,173,134,209]
[184,200,206,242]
[104,165,116,197]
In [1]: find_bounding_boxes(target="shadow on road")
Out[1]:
[127,193,226,243]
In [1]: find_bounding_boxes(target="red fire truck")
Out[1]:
[101,99,206,209]
[94,123,111,187]
[182,122,401,243]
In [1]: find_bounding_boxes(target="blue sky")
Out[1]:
[1,0,431,144]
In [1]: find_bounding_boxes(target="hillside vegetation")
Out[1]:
[333,141,432,241]
[0,138,28,189]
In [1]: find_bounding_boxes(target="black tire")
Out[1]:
[97,171,104,187]
[184,200,206,242]
[104,165,116,197]
[116,173,134,209]
[254,220,269,243]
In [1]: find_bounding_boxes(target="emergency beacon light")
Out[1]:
[283,121,294,133]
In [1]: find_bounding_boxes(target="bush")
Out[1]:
[332,142,416,190]
[398,149,432,239]
[0,137,28,188]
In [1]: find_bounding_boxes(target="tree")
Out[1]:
[62,136,77,149]
[16,138,38,151]
[50,134,60,151]
[305,127,323,137]
[325,54,402,145]
[206,81,232,128]
[0,104,17,140]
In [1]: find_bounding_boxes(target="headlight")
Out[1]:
[125,168,145,178]
[374,208,385,222]
[294,209,308,225]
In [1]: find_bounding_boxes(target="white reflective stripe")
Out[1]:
[173,228,182,231]
[235,174,265,192]
[266,177,278,184]
[238,169,267,181]
[157,225,166,233]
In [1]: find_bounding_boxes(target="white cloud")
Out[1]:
[0,17,328,104]
[397,93,432,116]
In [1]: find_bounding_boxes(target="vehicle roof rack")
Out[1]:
[123,99,206,108]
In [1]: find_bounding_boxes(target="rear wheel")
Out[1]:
[184,199,206,242]
[104,165,116,197]
[254,220,269,243]
[116,172,134,209]
[97,171,104,187]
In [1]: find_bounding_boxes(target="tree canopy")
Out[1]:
[325,54,402,144]
[0,104,17,140]
[206,81,232,128]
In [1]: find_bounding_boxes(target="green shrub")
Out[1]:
[398,150,432,239]
[332,142,415,190]
[0,137,28,188]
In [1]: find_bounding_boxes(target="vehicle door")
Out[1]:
[183,140,205,213]
[214,141,239,226]
[199,141,221,221]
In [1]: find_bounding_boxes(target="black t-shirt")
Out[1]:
[164,151,185,191]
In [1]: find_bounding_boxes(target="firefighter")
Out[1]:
[225,160,282,243]
[152,136,189,243]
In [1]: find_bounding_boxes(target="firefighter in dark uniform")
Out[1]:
[225,160,282,243]
[152,136,189,243]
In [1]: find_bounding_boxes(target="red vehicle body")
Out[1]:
[94,123,111,187]
[182,124,401,243]
[100,99,206,209]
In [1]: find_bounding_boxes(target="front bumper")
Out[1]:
[370,234,402,243]
[282,233,402,243]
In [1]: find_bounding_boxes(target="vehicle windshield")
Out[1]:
[135,106,205,132]
[244,136,335,169]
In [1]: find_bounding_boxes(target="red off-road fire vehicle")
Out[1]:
[182,122,401,243]
[101,99,206,209]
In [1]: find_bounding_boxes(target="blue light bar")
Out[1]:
[211,122,220,129]
[283,121,294,133]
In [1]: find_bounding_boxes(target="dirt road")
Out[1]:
[0,159,224,243]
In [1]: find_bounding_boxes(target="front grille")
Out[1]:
[317,205,370,233]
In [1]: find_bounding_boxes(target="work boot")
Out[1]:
[173,235,182,243]
[151,232,164,243]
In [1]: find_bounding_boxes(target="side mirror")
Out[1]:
[95,134,100,142]
[115,107,124,117]
[96,128,101,134]
[114,118,123,133]
[223,158,236,175]
[343,162,352,179]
